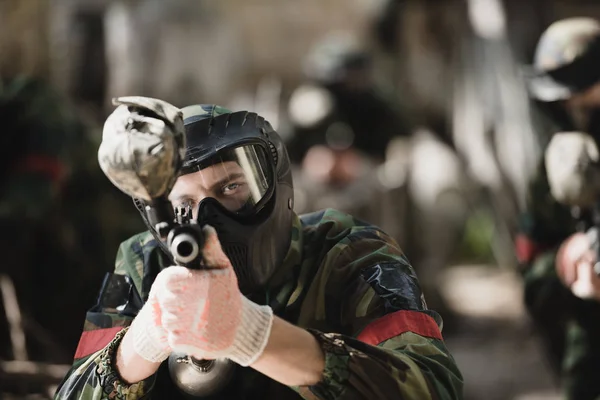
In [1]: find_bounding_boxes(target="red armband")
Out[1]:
[357,310,442,346]
[74,327,123,359]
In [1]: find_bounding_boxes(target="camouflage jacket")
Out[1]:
[55,208,463,399]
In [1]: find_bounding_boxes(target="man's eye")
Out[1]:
[222,182,242,194]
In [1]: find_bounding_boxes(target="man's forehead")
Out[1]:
[171,161,243,195]
[198,161,243,177]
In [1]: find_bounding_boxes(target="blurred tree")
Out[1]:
[0,74,144,377]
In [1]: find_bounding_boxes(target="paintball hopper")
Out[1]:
[98,96,186,201]
[545,131,600,209]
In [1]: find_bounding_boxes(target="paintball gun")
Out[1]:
[545,131,600,276]
[97,96,235,397]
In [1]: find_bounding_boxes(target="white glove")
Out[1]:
[128,282,172,363]
[132,225,273,366]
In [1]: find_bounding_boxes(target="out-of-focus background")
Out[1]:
[0,0,596,398]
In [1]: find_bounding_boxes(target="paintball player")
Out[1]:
[286,32,410,168]
[55,98,463,399]
[519,17,600,399]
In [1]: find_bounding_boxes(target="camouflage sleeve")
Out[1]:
[54,235,157,399]
[295,329,461,400]
[293,219,463,399]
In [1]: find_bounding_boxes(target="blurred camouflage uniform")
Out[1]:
[0,75,79,219]
[517,160,600,398]
[520,18,600,400]
[56,209,463,399]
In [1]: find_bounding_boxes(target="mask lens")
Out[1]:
[172,144,273,215]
